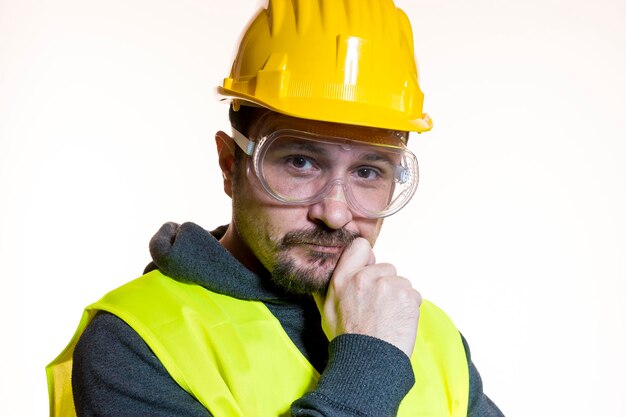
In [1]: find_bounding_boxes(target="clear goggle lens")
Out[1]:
[234,129,419,218]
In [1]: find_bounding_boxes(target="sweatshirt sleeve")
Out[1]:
[292,333,506,417]
[291,334,415,416]
[462,334,506,417]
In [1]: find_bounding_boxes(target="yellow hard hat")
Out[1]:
[218,0,433,133]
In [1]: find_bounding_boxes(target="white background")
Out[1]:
[2,0,625,416]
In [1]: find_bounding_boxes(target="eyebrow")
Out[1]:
[358,152,397,167]
[273,140,398,166]
[273,140,331,157]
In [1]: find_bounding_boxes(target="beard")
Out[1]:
[270,227,360,295]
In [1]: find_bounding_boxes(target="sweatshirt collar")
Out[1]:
[145,222,303,303]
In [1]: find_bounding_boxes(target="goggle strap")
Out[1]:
[231,128,256,156]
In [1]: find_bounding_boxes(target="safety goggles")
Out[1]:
[232,127,419,218]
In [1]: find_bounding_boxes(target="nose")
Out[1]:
[307,184,353,229]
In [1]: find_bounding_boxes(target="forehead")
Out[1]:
[250,111,408,148]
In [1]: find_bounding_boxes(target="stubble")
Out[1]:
[271,227,359,295]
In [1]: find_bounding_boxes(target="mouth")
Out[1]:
[278,228,359,261]
[301,243,345,255]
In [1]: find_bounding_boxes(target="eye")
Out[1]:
[285,155,316,171]
[355,167,381,180]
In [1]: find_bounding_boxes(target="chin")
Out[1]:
[271,253,336,295]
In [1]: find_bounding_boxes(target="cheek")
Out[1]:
[356,218,384,247]
[231,175,305,254]
[234,169,309,230]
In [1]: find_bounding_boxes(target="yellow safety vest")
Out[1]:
[47,270,469,417]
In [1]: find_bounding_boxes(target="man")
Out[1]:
[47,1,504,416]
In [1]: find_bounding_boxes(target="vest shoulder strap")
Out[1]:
[92,270,319,417]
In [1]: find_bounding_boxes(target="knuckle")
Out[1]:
[351,269,371,290]
[377,262,397,276]
[395,275,412,287]
[397,287,421,306]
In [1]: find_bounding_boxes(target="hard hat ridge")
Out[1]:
[269,0,401,39]
[267,0,317,35]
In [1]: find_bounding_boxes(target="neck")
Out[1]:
[219,223,269,277]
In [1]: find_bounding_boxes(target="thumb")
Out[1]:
[332,237,375,284]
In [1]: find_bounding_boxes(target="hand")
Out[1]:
[313,237,422,357]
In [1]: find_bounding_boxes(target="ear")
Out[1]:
[215,131,236,198]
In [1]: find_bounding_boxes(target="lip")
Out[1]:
[302,243,344,254]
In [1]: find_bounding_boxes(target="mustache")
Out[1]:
[279,227,360,249]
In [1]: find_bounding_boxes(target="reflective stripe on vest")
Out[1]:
[47,270,469,416]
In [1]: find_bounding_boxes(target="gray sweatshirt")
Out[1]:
[72,222,504,417]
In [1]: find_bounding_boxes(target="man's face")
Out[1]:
[223,114,407,295]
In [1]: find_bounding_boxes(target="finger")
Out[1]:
[389,277,421,305]
[393,275,414,289]
[332,237,375,282]
[415,289,423,306]
[359,262,397,280]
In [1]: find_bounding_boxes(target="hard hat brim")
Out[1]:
[217,87,433,134]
